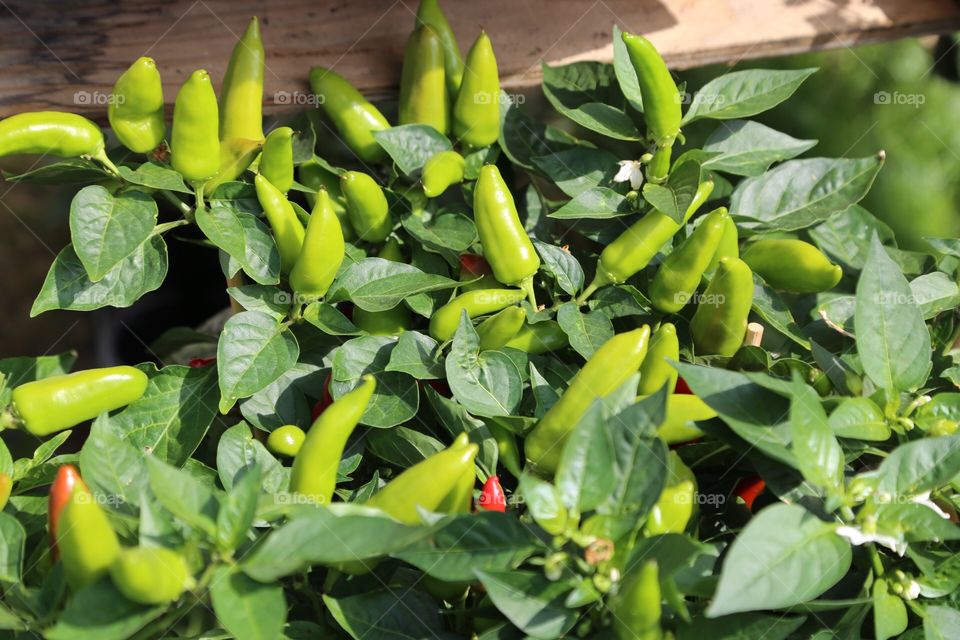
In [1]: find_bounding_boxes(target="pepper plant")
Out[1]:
[0,5,958,639]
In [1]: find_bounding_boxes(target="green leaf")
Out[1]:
[875,435,960,497]
[228,284,291,321]
[548,186,631,219]
[679,613,806,640]
[215,422,286,494]
[240,362,324,431]
[789,379,844,493]
[31,236,168,316]
[731,156,884,231]
[0,513,25,583]
[196,201,281,285]
[327,258,459,312]
[209,566,287,640]
[401,211,477,262]
[330,336,419,428]
[116,161,191,193]
[707,504,851,616]
[828,398,890,441]
[556,402,617,512]
[855,234,931,392]
[217,311,300,413]
[534,241,583,296]
[541,61,641,140]
[499,100,582,171]
[217,465,261,552]
[79,415,148,514]
[446,314,522,417]
[385,331,444,379]
[324,589,443,640]
[556,301,614,360]
[475,570,577,639]
[366,426,444,468]
[531,148,620,197]
[751,277,811,349]
[372,124,451,175]
[45,579,163,640]
[3,157,105,184]
[147,456,219,536]
[809,205,894,271]
[910,272,960,319]
[69,185,158,282]
[924,605,960,640]
[612,25,643,113]
[703,120,816,176]
[683,68,817,123]
[642,159,701,223]
[301,302,361,335]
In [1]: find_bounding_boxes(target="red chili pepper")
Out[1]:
[734,475,766,511]
[477,475,506,512]
[459,253,492,278]
[674,376,693,395]
[312,373,335,421]
[49,464,81,561]
[188,357,216,368]
[424,379,451,398]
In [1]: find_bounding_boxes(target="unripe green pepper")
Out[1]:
[298,159,355,241]
[654,394,717,444]
[353,238,412,336]
[474,165,540,297]
[109,57,165,153]
[690,257,754,357]
[204,137,263,194]
[110,547,194,604]
[637,323,679,396]
[742,239,842,293]
[309,67,390,163]
[219,17,265,143]
[255,174,305,274]
[489,422,522,478]
[609,560,662,640]
[0,112,105,159]
[476,306,526,350]
[290,376,376,505]
[525,327,651,475]
[649,208,729,313]
[289,188,345,301]
[589,179,713,292]
[58,479,121,590]
[503,320,568,354]
[259,126,294,194]
[644,451,696,535]
[422,150,465,198]
[705,213,739,277]
[399,26,449,134]
[267,424,306,457]
[171,70,220,183]
[429,288,527,341]
[365,432,479,524]
[452,32,500,148]
[415,0,464,96]
[11,366,148,437]
[341,171,392,243]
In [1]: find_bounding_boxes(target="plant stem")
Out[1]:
[91,149,122,177]
[520,276,538,309]
[160,190,193,217]
[575,281,599,306]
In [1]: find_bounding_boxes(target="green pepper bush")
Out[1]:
[0,6,959,639]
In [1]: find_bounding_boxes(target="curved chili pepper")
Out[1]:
[502,320,568,354]
[609,560,662,640]
[423,150,465,198]
[266,424,306,458]
[654,393,717,444]
[289,188,345,301]
[309,67,390,163]
[57,478,121,590]
[734,475,766,511]
[705,212,739,277]
[219,17,265,143]
[259,126,294,194]
[11,366,148,437]
[645,451,696,535]
[110,547,194,604]
[488,422,522,478]
[525,326,651,475]
[109,57,165,153]
[453,32,500,148]
[299,159,355,241]
[0,112,105,160]
[690,256,754,356]
[289,376,376,505]
[399,26,449,134]
[254,173,305,274]
[415,0,464,96]
[171,70,220,183]
[341,171,392,243]
[637,322,679,396]
[353,238,412,336]
[476,306,526,350]
[742,239,842,293]
[48,465,81,561]
[477,475,506,512]
[650,208,729,313]
[429,288,528,341]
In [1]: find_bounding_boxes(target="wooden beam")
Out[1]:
[0,0,957,118]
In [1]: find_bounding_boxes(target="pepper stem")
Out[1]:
[0,408,18,431]
[520,276,538,309]
[91,148,122,177]
[575,281,599,306]
[646,144,673,184]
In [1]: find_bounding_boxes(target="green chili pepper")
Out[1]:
[415,0,464,96]
[365,432,479,524]
[525,327,651,475]
[742,238,842,293]
[622,32,681,183]
[690,257,754,357]
[645,451,696,535]
[705,212,739,277]
[0,112,106,160]
[353,238,412,336]
[290,376,376,505]
[436,460,476,514]
[109,57,165,153]
[637,323,679,396]
[309,67,390,163]
[204,137,263,194]
[171,70,220,184]
[341,171,392,243]
[422,150,465,198]
[649,208,729,313]
[110,547,194,605]
[289,188,345,301]
[255,174,305,274]
[399,26,449,134]
[583,179,714,298]
[652,394,717,444]
[266,425,306,457]
[609,560,662,640]
[259,126,294,194]
[476,306,526,350]
[11,366,148,437]
[503,320,568,354]
[219,17,265,143]
[489,422,522,478]
[429,288,528,342]
[452,32,500,148]
[298,159,355,241]
[57,479,121,590]
[474,165,540,300]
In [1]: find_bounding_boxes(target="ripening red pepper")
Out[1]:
[49,464,81,561]
[312,373,335,421]
[477,475,506,512]
[674,377,692,395]
[734,475,766,511]
[189,357,216,368]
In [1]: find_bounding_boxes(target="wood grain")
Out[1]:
[0,0,958,118]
